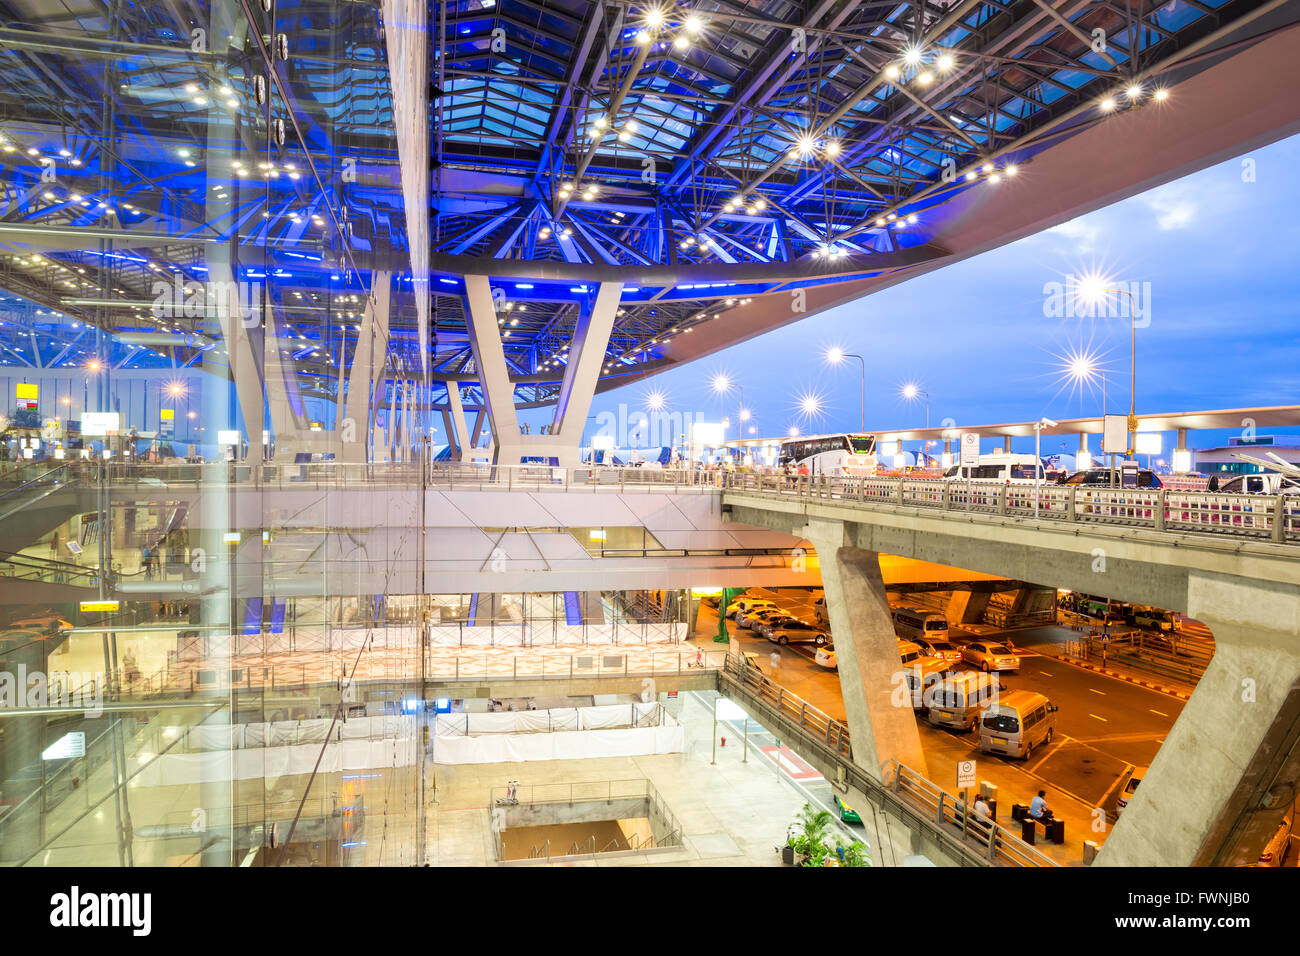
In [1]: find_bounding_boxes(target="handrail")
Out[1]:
[719,472,1300,546]
[719,654,1056,867]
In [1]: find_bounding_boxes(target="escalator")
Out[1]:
[0,463,95,551]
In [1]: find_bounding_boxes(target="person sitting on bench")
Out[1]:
[1030,790,1051,824]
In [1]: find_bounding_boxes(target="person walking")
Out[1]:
[974,794,992,819]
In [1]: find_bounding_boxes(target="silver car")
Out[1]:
[765,620,830,646]
[961,641,1021,672]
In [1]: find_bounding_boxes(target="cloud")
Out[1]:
[1045,216,1102,249]
[1142,184,1199,230]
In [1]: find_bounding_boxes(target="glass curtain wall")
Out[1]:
[0,0,427,866]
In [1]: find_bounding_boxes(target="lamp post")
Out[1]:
[712,375,745,462]
[826,348,866,432]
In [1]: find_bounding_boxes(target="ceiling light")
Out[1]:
[981,162,994,173]
[1154,88,1169,101]
[636,30,650,44]
[903,46,923,66]
[1100,97,1117,111]
[673,36,689,51]
[825,140,840,157]
[988,172,1002,183]
[906,213,917,223]
[936,52,955,72]
[885,65,900,80]
[964,170,976,181]
[1005,164,1018,176]
[645,9,664,28]
[685,16,702,33]
[1126,84,1142,99]
[916,71,933,86]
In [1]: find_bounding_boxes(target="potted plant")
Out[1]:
[792,803,834,867]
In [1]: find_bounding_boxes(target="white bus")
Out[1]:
[778,433,877,476]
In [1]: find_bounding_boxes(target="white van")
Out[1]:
[927,671,1003,731]
[978,690,1058,759]
[896,640,951,709]
[892,607,949,643]
[942,454,1045,483]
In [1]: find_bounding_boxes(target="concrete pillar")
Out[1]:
[803,519,928,778]
[1002,436,1012,454]
[262,300,311,460]
[1096,570,1300,866]
[945,590,972,625]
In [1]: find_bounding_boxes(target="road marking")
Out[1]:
[1150,709,1168,717]
[1089,688,1106,695]
[1089,713,1108,722]
[1039,670,1054,677]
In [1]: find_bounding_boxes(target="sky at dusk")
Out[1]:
[576,133,1300,456]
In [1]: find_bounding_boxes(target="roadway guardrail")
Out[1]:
[718,472,1299,545]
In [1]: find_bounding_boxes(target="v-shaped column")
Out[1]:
[465,274,621,467]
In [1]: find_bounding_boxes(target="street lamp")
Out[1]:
[825,347,866,432]
[1032,418,1057,517]
[1075,276,1140,453]
[712,374,745,454]
[901,382,929,428]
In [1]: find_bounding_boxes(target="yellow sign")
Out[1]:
[160,409,175,421]
[78,600,120,613]
[16,383,38,400]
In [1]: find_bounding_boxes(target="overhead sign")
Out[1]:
[80,411,121,436]
[1102,414,1127,454]
[16,382,38,409]
[960,432,979,466]
[957,759,977,789]
[79,600,120,613]
[42,732,86,761]
[217,429,241,445]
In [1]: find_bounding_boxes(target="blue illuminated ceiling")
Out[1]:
[0,0,1283,407]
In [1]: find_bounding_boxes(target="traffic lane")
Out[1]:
[1004,655,1180,755]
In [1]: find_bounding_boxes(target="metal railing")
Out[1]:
[718,654,1056,867]
[489,778,661,809]
[719,472,1300,545]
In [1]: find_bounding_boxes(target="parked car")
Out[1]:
[1116,765,1147,815]
[913,637,963,664]
[814,646,837,670]
[813,595,829,625]
[765,620,830,646]
[1056,468,1162,489]
[833,793,860,823]
[738,607,789,630]
[753,614,802,638]
[962,641,1021,672]
[726,596,776,620]
[1257,803,1295,866]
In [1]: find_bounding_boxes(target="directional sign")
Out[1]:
[957,759,977,789]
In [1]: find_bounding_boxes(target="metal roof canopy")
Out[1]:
[724,406,1300,446]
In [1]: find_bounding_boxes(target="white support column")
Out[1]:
[445,381,472,461]
[465,273,621,467]
[554,281,622,451]
[208,254,265,449]
[340,272,391,463]
[262,301,311,460]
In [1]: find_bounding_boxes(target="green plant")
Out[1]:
[793,803,835,866]
[839,840,870,868]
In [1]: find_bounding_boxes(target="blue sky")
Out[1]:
[578,133,1300,455]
